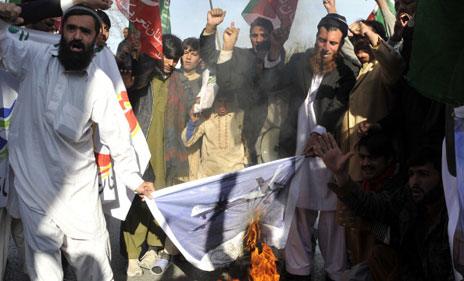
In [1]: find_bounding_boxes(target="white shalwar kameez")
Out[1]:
[0,20,144,281]
[285,75,346,280]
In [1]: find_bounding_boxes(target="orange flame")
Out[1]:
[244,217,280,281]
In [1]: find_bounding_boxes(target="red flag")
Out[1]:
[242,0,298,29]
[366,0,395,28]
[116,0,163,59]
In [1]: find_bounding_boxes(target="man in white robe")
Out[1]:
[265,13,358,281]
[0,5,153,281]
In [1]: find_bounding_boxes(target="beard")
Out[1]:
[309,46,338,76]
[58,37,96,71]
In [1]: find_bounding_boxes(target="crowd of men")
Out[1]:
[0,0,462,280]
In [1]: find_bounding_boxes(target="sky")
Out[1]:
[107,0,376,54]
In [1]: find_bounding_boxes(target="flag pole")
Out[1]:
[209,0,213,9]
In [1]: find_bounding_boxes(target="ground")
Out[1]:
[5,215,326,281]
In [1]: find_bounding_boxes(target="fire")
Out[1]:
[244,217,280,281]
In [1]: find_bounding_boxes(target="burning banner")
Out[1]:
[146,156,305,271]
[0,26,150,220]
[244,216,280,281]
[115,0,171,59]
[241,0,299,29]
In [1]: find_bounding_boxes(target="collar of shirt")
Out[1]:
[358,60,378,78]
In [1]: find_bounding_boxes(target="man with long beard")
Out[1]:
[266,13,358,281]
[0,5,153,281]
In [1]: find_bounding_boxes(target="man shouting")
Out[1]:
[0,5,153,281]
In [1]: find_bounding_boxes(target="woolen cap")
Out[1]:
[317,13,348,38]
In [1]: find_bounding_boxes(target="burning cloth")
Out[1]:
[145,156,305,271]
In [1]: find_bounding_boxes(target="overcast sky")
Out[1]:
[107,0,376,53]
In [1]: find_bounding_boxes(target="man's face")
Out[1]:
[96,23,110,48]
[123,28,129,39]
[355,49,372,64]
[58,15,97,71]
[315,27,343,63]
[358,146,390,180]
[162,57,178,75]
[408,163,441,203]
[250,25,270,52]
[182,47,201,73]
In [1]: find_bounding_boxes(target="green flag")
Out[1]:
[407,0,464,106]
[366,0,395,29]
[160,0,171,34]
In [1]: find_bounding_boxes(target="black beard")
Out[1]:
[58,37,95,71]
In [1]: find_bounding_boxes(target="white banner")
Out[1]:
[146,156,305,271]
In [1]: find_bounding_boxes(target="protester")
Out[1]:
[0,5,68,278]
[96,9,110,49]
[122,34,193,277]
[199,8,288,164]
[341,18,404,182]
[0,0,459,280]
[321,0,403,184]
[181,37,202,91]
[372,0,445,170]
[180,37,207,180]
[337,129,398,268]
[182,93,248,179]
[316,133,455,281]
[116,28,141,90]
[263,9,358,279]
[122,26,128,39]
[0,5,153,281]
[116,27,131,60]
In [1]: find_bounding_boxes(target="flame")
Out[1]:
[244,217,280,281]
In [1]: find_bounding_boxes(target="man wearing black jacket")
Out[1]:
[199,8,288,164]
[316,133,455,281]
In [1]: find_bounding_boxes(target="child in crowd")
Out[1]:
[182,94,248,179]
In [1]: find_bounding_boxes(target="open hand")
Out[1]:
[314,133,353,176]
